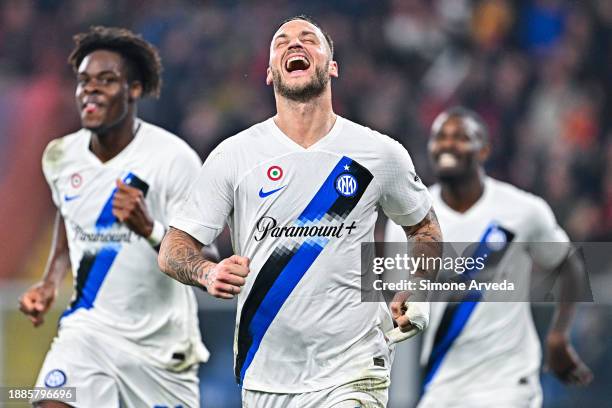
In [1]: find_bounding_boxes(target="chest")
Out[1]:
[54,160,161,225]
[234,152,377,226]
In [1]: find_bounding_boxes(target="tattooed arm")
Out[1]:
[402,208,443,279]
[389,207,443,335]
[158,227,250,299]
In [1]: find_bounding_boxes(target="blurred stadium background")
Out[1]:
[0,0,611,407]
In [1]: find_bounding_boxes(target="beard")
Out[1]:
[271,63,329,103]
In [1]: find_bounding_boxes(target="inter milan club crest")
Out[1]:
[44,369,67,388]
[70,173,82,189]
[267,165,283,181]
[335,173,358,197]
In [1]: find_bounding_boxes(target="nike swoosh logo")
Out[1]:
[64,194,81,202]
[258,185,286,198]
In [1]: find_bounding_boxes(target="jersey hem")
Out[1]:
[241,372,390,394]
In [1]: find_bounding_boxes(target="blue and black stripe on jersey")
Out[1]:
[422,223,515,391]
[62,172,149,319]
[235,156,373,384]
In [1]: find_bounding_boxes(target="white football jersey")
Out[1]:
[171,116,432,393]
[385,177,569,404]
[42,119,209,370]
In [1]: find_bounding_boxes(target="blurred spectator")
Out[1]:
[0,0,609,272]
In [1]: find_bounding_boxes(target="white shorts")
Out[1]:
[417,374,543,408]
[242,377,389,408]
[33,328,200,407]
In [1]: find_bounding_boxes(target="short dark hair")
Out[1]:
[68,26,162,98]
[277,15,334,58]
[432,106,489,144]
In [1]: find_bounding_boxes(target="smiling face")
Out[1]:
[266,19,338,102]
[75,49,142,132]
[428,114,490,182]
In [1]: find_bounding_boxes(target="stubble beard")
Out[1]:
[272,63,329,103]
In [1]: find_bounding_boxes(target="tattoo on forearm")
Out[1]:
[403,209,442,242]
[160,228,209,288]
[403,209,443,282]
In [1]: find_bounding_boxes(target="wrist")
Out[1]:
[547,330,569,344]
[146,220,165,247]
[199,262,218,289]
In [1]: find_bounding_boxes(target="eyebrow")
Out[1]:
[273,30,319,42]
[77,69,121,76]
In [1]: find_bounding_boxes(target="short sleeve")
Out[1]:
[41,139,62,208]
[163,146,202,225]
[170,145,234,245]
[528,197,570,268]
[378,140,432,226]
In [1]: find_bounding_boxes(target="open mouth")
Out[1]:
[437,152,459,168]
[285,55,310,73]
[82,99,104,114]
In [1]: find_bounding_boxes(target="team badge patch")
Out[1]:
[335,173,358,197]
[485,226,508,251]
[44,369,67,388]
[267,166,283,181]
[70,173,82,189]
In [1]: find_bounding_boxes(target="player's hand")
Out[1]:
[18,281,57,327]
[545,331,593,385]
[390,291,416,333]
[199,255,250,299]
[112,179,154,237]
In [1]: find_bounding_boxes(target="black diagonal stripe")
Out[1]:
[424,225,517,380]
[424,302,459,378]
[68,252,97,310]
[234,157,373,383]
[327,159,373,220]
[235,244,297,382]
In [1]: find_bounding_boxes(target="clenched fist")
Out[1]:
[18,281,57,327]
[200,255,250,299]
[112,179,154,237]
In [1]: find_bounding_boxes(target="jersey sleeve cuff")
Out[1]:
[169,216,222,246]
[386,194,432,227]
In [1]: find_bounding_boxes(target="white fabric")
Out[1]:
[385,177,568,406]
[172,116,432,393]
[41,119,209,374]
[33,327,199,407]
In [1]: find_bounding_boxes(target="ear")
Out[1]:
[266,67,273,86]
[478,143,491,163]
[128,81,143,102]
[329,60,338,78]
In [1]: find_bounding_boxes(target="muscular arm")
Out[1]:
[387,207,442,339]
[157,227,214,289]
[158,227,250,298]
[402,207,443,281]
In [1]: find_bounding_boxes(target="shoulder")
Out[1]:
[41,129,87,176]
[487,177,555,224]
[488,178,547,208]
[139,120,200,162]
[341,118,406,153]
[201,120,270,165]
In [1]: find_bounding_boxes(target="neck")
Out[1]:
[273,87,336,148]
[90,114,136,163]
[439,171,486,213]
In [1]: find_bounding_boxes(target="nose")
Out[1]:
[433,133,456,151]
[287,37,305,50]
[82,78,100,94]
